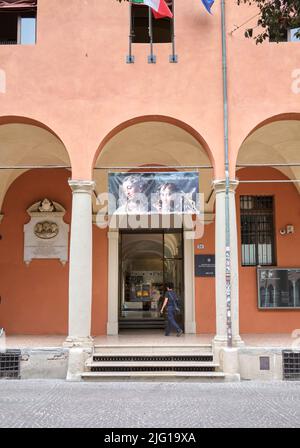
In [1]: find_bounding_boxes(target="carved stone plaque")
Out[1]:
[24,199,69,265]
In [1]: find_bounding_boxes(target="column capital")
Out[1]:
[68,180,95,194]
[212,179,239,193]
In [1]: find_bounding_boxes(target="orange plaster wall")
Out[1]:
[2,166,300,336]
[0,169,109,335]
[91,226,108,336]
[195,223,216,334]
[0,169,71,335]
[237,168,300,333]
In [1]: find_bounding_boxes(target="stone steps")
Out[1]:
[81,371,226,382]
[87,361,219,369]
[92,344,213,355]
[81,343,226,381]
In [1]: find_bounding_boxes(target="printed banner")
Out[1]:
[108,172,199,215]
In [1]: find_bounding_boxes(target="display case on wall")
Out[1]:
[257,267,300,309]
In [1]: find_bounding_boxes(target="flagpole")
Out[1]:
[221,0,233,348]
[169,0,178,63]
[126,1,135,63]
[148,6,156,63]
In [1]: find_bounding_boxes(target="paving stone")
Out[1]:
[0,380,300,428]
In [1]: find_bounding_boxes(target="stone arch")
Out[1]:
[93,115,216,172]
[92,116,216,220]
[0,115,71,210]
[235,113,300,193]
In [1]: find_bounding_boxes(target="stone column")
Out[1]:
[107,230,119,335]
[64,180,95,347]
[213,180,244,350]
[184,230,196,334]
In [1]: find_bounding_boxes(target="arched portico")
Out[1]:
[0,116,72,335]
[235,116,300,335]
[91,117,221,337]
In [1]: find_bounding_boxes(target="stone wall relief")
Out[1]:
[24,199,69,265]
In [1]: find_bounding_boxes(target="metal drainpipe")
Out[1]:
[221,0,233,348]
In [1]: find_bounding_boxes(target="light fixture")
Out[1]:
[280,225,295,235]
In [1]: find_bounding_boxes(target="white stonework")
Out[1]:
[184,230,196,334]
[212,180,244,353]
[107,230,120,335]
[24,200,69,265]
[64,180,95,348]
[238,348,283,381]
[219,347,241,382]
[66,348,91,381]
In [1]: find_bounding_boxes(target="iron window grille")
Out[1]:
[283,350,300,381]
[240,196,276,267]
[0,349,21,379]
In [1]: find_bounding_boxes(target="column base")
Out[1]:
[213,334,245,348]
[66,347,92,382]
[63,336,94,348]
[212,335,244,361]
[233,335,245,347]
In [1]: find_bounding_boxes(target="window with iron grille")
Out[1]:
[240,196,276,267]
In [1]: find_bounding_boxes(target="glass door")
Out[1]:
[163,232,184,328]
[119,232,164,327]
[119,230,184,329]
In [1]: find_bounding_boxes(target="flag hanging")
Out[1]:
[201,0,214,14]
[131,0,173,19]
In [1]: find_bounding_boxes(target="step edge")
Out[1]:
[81,372,226,377]
[85,361,220,367]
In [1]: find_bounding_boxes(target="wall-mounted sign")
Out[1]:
[195,255,215,277]
[108,172,199,215]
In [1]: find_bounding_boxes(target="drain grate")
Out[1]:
[93,355,213,362]
[283,350,300,381]
[0,349,21,379]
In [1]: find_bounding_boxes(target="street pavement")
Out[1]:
[0,380,300,428]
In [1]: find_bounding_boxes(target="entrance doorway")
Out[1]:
[119,230,184,330]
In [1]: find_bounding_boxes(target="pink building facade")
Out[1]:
[1,1,300,380]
